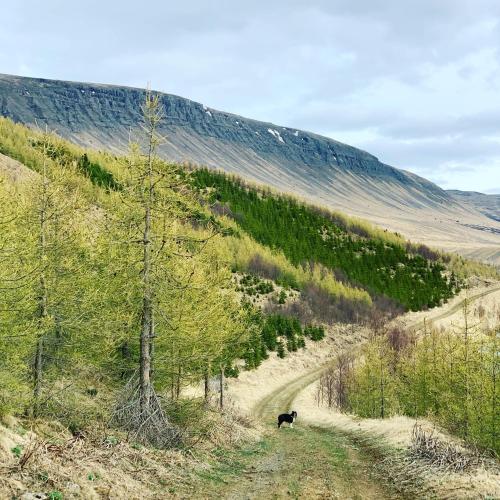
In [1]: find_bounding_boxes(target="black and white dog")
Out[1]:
[277,410,297,429]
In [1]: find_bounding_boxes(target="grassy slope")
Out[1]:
[0,414,406,499]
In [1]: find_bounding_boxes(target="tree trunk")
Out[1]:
[33,146,49,416]
[380,357,385,418]
[139,109,155,412]
[140,228,152,411]
[219,366,224,409]
[176,365,181,399]
[204,362,211,404]
[33,335,43,415]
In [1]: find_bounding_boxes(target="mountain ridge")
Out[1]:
[1,73,500,264]
[0,73,448,199]
[447,189,500,223]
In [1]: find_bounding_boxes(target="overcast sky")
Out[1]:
[2,1,500,193]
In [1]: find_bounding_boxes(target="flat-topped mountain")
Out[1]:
[1,73,499,264]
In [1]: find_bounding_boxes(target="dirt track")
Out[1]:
[239,283,500,499]
[407,283,500,331]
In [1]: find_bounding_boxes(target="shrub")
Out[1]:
[304,325,325,341]
[276,341,286,358]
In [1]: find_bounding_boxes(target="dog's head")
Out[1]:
[290,411,297,419]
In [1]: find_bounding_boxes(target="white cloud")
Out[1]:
[1,0,500,192]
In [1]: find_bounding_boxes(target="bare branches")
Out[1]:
[410,423,483,472]
[112,374,181,448]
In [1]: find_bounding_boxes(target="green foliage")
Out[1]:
[304,325,325,341]
[221,231,372,313]
[446,253,500,280]
[238,274,274,296]
[193,169,460,311]
[1,112,491,456]
[30,139,120,190]
[241,311,323,368]
[104,435,119,446]
[77,153,121,190]
[0,117,249,423]
[346,322,500,453]
[37,471,49,483]
[276,341,286,359]
[0,117,122,193]
[11,445,23,458]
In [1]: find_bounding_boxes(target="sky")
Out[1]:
[2,1,500,193]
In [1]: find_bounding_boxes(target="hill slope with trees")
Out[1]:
[2,73,500,266]
[192,169,460,311]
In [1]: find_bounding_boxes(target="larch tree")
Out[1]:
[1,130,103,418]
[110,90,246,446]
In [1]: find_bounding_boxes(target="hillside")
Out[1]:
[193,169,458,311]
[448,190,500,222]
[2,73,500,265]
[0,93,498,500]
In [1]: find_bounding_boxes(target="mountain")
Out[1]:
[1,73,500,265]
[447,190,500,222]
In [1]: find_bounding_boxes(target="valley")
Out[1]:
[218,282,500,499]
[0,84,498,500]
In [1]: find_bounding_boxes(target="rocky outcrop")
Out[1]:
[0,73,448,204]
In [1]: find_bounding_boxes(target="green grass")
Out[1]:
[191,424,397,499]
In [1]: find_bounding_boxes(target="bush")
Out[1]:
[276,341,286,358]
[304,325,325,341]
[242,312,324,368]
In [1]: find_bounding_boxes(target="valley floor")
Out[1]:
[217,281,500,499]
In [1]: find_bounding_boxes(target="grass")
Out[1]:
[193,424,399,499]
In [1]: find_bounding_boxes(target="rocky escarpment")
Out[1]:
[0,74,448,205]
[2,73,500,263]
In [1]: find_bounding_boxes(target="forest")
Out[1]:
[192,169,461,311]
[0,104,334,440]
[0,99,489,453]
[0,101,249,446]
[317,309,499,454]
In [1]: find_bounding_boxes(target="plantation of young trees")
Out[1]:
[192,169,461,311]
[241,311,325,369]
[0,100,254,444]
[330,317,499,454]
[0,97,339,447]
[1,103,490,456]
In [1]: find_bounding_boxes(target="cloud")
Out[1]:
[1,0,500,191]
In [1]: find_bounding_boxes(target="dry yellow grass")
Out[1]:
[0,411,261,499]
[294,384,500,500]
[0,153,38,183]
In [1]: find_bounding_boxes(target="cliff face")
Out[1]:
[2,73,500,263]
[0,73,446,202]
